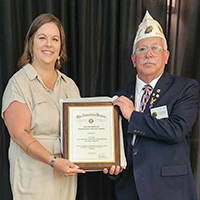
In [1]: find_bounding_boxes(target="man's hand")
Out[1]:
[113,96,135,120]
[103,165,124,175]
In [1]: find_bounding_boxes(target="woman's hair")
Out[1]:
[18,13,67,69]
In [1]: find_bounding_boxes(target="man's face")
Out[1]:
[131,37,170,83]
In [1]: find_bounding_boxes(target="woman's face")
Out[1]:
[32,22,61,67]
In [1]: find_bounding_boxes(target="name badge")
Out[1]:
[150,105,168,119]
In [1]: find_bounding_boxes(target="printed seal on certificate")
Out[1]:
[60,96,127,170]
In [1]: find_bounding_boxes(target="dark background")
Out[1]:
[0,0,200,199]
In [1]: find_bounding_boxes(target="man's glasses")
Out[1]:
[134,45,165,57]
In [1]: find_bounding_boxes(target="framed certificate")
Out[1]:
[60,98,121,170]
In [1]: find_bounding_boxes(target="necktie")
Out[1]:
[139,84,152,112]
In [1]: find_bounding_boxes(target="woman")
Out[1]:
[1,13,85,200]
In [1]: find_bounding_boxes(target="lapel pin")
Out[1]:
[157,89,161,93]
[152,112,157,118]
[149,88,161,108]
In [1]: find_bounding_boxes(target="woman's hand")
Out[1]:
[52,157,86,176]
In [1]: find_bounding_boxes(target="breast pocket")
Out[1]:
[161,164,188,177]
[32,94,47,109]
[32,95,48,120]
[31,94,59,135]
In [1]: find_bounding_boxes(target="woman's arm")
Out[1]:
[4,101,85,176]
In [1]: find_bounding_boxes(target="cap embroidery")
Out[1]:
[145,25,153,34]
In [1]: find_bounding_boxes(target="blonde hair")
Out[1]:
[18,13,67,69]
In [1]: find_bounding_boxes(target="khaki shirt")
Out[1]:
[2,64,80,200]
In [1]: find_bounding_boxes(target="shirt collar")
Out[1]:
[136,72,163,93]
[23,63,38,80]
[56,69,67,82]
[23,63,67,82]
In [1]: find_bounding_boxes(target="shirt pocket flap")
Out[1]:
[31,94,47,108]
[161,164,188,177]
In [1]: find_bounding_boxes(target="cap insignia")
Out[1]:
[145,25,153,34]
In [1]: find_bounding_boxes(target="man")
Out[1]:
[104,11,199,200]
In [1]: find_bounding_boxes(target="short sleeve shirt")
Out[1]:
[2,63,80,138]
